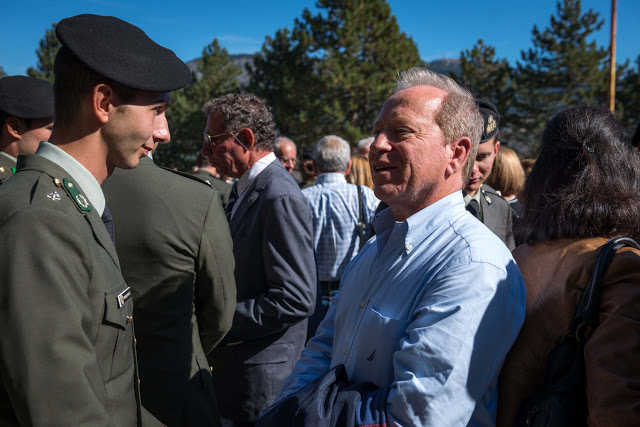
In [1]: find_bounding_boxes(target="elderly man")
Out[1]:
[276,68,525,426]
[464,98,515,250]
[201,93,317,425]
[303,135,378,303]
[102,114,236,426]
[274,135,303,185]
[0,14,190,425]
[0,76,54,184]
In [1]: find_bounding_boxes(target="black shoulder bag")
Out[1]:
[356,185,368,251]
[514,236,640,427]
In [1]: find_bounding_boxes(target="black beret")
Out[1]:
[55,14,191,92]
[477,98,500,143]
[0,76,54,119]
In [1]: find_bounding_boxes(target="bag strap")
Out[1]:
[569,236,640,340]
[356,185,367,251]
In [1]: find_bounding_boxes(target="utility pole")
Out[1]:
[608,0,617,112]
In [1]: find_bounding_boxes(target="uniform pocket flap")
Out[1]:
[103,286,131,330]
[240,344,291,365]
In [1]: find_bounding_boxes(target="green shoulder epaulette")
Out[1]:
[59,177,93,212]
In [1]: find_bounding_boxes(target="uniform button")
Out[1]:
[343,348,347,355]
[134,338,137,346]
[138,379,141,386]
[126,315,133,324]
[210,366,213,372]
[406,244,413,252]
[360,301,365,308]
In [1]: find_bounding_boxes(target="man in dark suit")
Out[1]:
[102,113,236,426]
[201,92,317,425]
[192,152,232,209]
[463,98,515,250]
[0,14,190,425]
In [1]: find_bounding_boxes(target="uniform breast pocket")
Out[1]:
[95,285,134,381]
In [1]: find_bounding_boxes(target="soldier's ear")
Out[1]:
[5,116,26,139]
[494,140,500,155]
[93,84,115,124]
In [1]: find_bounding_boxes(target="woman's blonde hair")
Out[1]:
[346,155,374,189]
[485,146,525,198]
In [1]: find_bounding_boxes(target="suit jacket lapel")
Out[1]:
[228,161,278,236]
[85,208,121,270]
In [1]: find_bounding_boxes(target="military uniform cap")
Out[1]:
[55,14,191,92]
[0,76,54,119]
[477,98,500,143]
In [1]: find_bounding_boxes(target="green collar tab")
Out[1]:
[11,167,16,175]
[62,178,93,212]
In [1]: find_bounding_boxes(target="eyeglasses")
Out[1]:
[203,128,246,148]
[279,157,297,165]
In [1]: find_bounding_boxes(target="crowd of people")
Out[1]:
[1,12,639,427]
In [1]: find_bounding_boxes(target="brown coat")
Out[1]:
[498,238,640,426]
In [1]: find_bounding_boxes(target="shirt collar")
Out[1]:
[0,151,17,162]
[236,152,276,198]
[36,141,106,215]
[373,191,465,255]
[315,172,347,184]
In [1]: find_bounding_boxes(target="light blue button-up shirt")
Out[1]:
[279,191,526,426]
[302,173,379,281]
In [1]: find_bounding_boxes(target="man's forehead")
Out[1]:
[382,85,446,117]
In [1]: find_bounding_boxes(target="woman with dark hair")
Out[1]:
[497,104,640,426]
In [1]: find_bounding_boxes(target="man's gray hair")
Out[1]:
[356,137,374,152]
[313,135,351,173]
[203,92,276,152]
[394,67,483,183]
[274,136,296,156]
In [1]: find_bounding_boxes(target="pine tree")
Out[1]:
[249,0,420,146]
[27,23,60,82]
[0,66,6,78]
[513,0,608,150]
[157,39,240,169]
[454,39,514,134]
[616,55,640,138]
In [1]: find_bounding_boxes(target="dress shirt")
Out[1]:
[302,173,379,281]
[0,151,17,163]
[279,191,526,426]
[36,141,106,215]
[230,152,276,219]
[464,188,484,220]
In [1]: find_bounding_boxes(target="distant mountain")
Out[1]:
[186,55,460,87]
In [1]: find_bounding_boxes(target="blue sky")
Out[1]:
[1,0,638,76]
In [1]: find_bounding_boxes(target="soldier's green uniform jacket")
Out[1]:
[102,156,236,427]
[0,152,16,184]
[0,154,145,426]
[478,184,516,251]
[191,168,232,210]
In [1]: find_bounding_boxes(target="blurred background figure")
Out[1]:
[275,136,303,185]
[498,104,640,426]
[520,158,536,179]
[632,122,640,150]
[297,146,317,189]
[0,76,54,184]
[347,136,374,189]
[485,146,525,224]
[193,152,232,209]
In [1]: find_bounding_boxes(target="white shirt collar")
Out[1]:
[36,141,106,215]
[230,152,276,220]
[0,151,17,162]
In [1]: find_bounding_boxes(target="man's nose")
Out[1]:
[153,114,171,145]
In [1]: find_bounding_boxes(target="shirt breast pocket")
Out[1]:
[354,306,409,386]
[95,284,134,381]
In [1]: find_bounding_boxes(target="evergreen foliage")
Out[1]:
[249,0,420,147]
[513,0,608,150]
[26,23,60,82]
[156,39,241,169]
[0,66,6,78]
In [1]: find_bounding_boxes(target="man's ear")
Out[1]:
[5,116,27,139]
[93,84,115,124]
[344,159,352,176]
[446,137,471,176]
[239,128,255,150]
